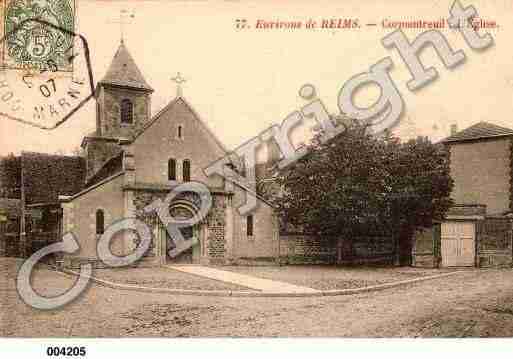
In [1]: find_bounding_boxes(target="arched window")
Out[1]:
[183,159,191,182]
[178,125,183,139]
[168,158,176,181]
[247,215,254,237]
[120,99,133,124]
[96,209,105,235]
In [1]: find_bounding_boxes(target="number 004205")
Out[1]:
[46,346,86,356]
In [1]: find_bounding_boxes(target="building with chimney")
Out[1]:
[413,121,513,269]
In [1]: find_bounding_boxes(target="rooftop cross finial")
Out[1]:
[171,72,187,98]
[107,9,135,43]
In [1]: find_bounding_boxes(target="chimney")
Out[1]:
[266,139,282,166]
[450,124,458,136]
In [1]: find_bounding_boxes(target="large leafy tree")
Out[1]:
[273,121,453,263]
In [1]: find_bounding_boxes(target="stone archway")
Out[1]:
[162,202,202,264]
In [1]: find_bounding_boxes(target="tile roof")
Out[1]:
[443,121,513,143]
[99,41,153,92]
[21,152,86,204]
[0,198,21,217]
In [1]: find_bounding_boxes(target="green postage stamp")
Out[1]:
[2,0,76,71]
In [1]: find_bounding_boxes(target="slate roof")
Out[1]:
[99,41,153,92]
[85,151,123,188]
[21,152,86,205]
[443,121,513,143]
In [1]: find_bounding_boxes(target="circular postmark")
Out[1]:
[4,0,75,71]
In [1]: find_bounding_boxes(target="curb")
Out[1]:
[55,268,465,298]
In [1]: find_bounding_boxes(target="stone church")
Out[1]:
[0,41,280,267]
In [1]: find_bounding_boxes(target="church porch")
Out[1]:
[127,184,234,266]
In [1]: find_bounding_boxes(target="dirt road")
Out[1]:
[1,259,512,337]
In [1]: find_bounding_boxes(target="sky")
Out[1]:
[0,0,512,156]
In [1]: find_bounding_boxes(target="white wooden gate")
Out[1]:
[441,221,475,267]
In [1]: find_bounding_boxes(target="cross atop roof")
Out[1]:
[107,9,135,43]
[171,72,187,97]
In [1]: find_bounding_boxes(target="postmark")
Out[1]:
[0,17,95,130]
[3,0,76,72]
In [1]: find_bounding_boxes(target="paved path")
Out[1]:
[166,265,320,293]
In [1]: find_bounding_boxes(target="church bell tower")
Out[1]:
[95,40,154,139]
[83,40,154,182]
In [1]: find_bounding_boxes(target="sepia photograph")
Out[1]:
[0,0,512,356]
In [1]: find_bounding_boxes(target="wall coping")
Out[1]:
[122,182,233,195]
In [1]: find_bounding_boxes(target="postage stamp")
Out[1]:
[0,15,94,129]
[3,0,76,72]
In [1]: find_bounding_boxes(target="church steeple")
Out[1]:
[95,41,153,138]
[99,41,153,92]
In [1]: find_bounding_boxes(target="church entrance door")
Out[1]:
[160,204,202,264]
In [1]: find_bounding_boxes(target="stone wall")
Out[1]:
[0,223,19,257]
[132,190,166,264]
[412,226,440,268]
[348,235,395,264]
[97,86,151,138]
[206,195,227,264]
[62,174,125,267]
[133,190,228,265]
[279,233,395,265]
[231,187,279,264]
[449,138,511,214]
[130,98,225,187]
[0,198,21,257]
[279,234,337,264]
[412,218,513,268]
[476,217,513,267]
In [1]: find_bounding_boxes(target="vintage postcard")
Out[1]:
[0,0,512,356]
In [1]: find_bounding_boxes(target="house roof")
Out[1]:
[443,121,513,143]
[99,41,153,92]
[21,152,86,205]
[0,198,21,217]
[254,163,270,181]
[0,155,21,199]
